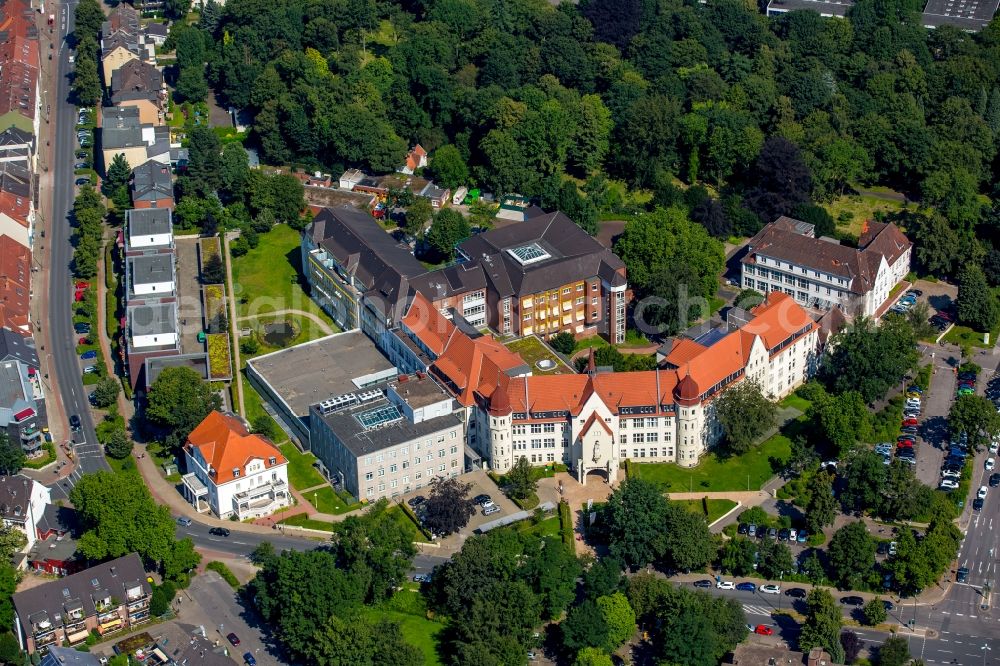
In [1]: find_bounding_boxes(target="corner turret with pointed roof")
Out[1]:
[488,388,512,416]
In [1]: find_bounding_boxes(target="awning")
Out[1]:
[67,629,90,643]
[98,618,123,632]
[13,407,34,422]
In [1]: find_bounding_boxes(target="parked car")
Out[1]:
[208,527,230,537]
[754,625,774,636]
[693,579,713,588]
[978,485,989,499]
[226,633,240,647]
[482,505,500,516]
[473,494,491,506]
[941,470,961,480]
[785,587,807,598]
[901,418,919,427]
[883,600,895,611]
[716,580,736,590]
[73,322,90,334]
[759,584,781,595]
[407,496,426,508]
[176,516,192,527]
[987,458,996,471]
[75,177,91,186]
[736,582,757,592]
[840,596,864,606]
[974,497,985,511]
[796,530,808,543]
[412,573,431,583]
[738,523,749,535]
[80,350,97,360]
[877,541,889,555]
[789,528,798,541]
[888,541,898,556]
[243,653,256,666]
[990,473,1000,487]
[767,527,778,539]
[939,479,959,490]
[82,365,97,374]
[778,528,790,541]
[907,289,923,297]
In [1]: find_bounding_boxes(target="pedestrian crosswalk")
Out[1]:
[742,604,774,616]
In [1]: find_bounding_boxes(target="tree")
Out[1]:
[949,394,1000,452]
[425,208,471,260]
[582,556,623,599]
[958,264,999,332]
[0,525,26,562]
[878,635,911,666]
[550,332,576,355]
[799,588,844,664]
[0,630,21,664]
[329,500,417,602]
[596,592,635,652]
[804,470,838,534]
[840,630,864,664]
[304,615,423,666]
[721,537,757,575]
[103,154,132,199]
[421,476,476,536]
[105,428,133,460]
[251,415,279,442]
[757,539,794,579]
[0,433,25,475]
[562,599,607,651]
[219,143,251,203]
[822,317,919,403]
[70,471,200,577]
[662,502,716,571]
[430,145,469,189]
[504,456,537,500]
[92,377,121,409]
[0,562,18,630]
[186,126,222,196]
[614,207,725,336]
[74,0,105,39]
[202,253,224,284]
[658,601,723,666]
[71,54,101,107]
[744,137,813,224]
[810,391,875,457]
[828,522,876,590]
[863,597,887,625]
[145,367,222,452]
[601,477,669,569]
[404,198,433,239]
[573,647,614,666]
[714,380,777,455]
[690,196,732,238]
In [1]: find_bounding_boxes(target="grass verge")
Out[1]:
[278,442,325,490]
[206,561,240,589]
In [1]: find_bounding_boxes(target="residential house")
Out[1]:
[125,208,173,254]
[130,159,174,210]
[181,411,290,520]
[143,22,169,46]
[27,505,80,576]
[741,216,912,318]
[101,106,169,173]
[398,144,427,174]
[125,253,174,303]
[0,474,49,549]
[100,31,140,87]
[0,161,33,246]
[109,60,165,125]
[338,168,364,191]
[12,553,152,654]
[0,126,32,166]
[0,351,47,457]
[0,326,39,368]
[418,181,449,208]
[0,234,30,331]
[428,292,820,476]
[308,373,465,502]
[40,646,104,666]
[0,0,39,137]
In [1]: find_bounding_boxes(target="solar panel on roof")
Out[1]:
[507,243,551,266]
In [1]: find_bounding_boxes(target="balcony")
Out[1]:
[233,480,289,519]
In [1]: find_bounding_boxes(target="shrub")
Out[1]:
[150,581,176,616]
[206,561,240,589]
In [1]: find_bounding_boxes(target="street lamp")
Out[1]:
[981,643,992,666]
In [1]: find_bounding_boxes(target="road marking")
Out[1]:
[957,613,964,616]
[741,604,772,616]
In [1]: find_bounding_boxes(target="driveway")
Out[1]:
[178,569,282,665]
[175,237,207,354]
[915,359,955,487]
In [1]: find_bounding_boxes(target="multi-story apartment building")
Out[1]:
[302,206,629,346]
[741,217,911,318]
[182,411,290,520]
[308,374,465,502]
[12,553,152,654]
[399,291,820,475]
[0,474,49,549]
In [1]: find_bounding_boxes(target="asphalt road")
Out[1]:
[47,0,108,503]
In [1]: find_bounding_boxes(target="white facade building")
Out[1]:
[0,475,50,549]
[182,411,290,520]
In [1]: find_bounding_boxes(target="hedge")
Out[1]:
[558,500,574,553]
[206,561,240,589]
[398,501,434,541]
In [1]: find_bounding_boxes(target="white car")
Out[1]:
[990,441,999,454]
[789,529,797,541]
[987,458,996,471]
[939,479,959,490]
[941,470,961,479]
[716,580,736,590]
[978,485,989,499]
[759,584,781,595]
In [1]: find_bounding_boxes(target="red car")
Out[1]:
[755,624,774,636]
[936,311,953,321]
[897,441,914,448]
[226,633,240,646]
[902,418,919,427]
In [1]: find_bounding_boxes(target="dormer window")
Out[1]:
[232,468,240,478]
[268,456,276,465]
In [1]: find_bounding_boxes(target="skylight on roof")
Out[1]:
[356,404,403,430]
[507,243,551,266]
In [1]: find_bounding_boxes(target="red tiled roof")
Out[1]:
[185,411,286,485]
[402,292,453,356]
[0,234,29,330]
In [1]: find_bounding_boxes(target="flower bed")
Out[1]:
[207,333,232,380]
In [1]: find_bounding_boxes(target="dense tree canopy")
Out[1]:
[821,317,920,403]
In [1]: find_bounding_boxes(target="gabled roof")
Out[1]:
[0,234,30,330]
[0,325,37,366]
[186,411,286,485]
[130,159,172,202]
[431,328,527,406]
[401,292,454,356]
[110,59,163,104]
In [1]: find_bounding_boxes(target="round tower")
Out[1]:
[674,374,703,467]
[488,389,513,473]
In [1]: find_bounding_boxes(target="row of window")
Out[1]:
[365,467,460,497]
[621,448,675,459]
[749,260,847,286]
[363,439,458,466]
[619,431,672,444]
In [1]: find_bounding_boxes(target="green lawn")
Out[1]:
[361,590,445,665]
[943,322,1000,349]
[779,391,812,413]
[519,515,561,538]
[277,513,336,531]
[671,498,739,523]
[634,433,792,492]
[305,486,362,515]
[386,505,429,543]
[505,336,573,374]
[231,225,335,323]
[573,335,610,354]
[245,312,336,353]
[822,193,904,238]
[278,442,326,491]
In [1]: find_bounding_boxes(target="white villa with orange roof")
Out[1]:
[181,411,290,520]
